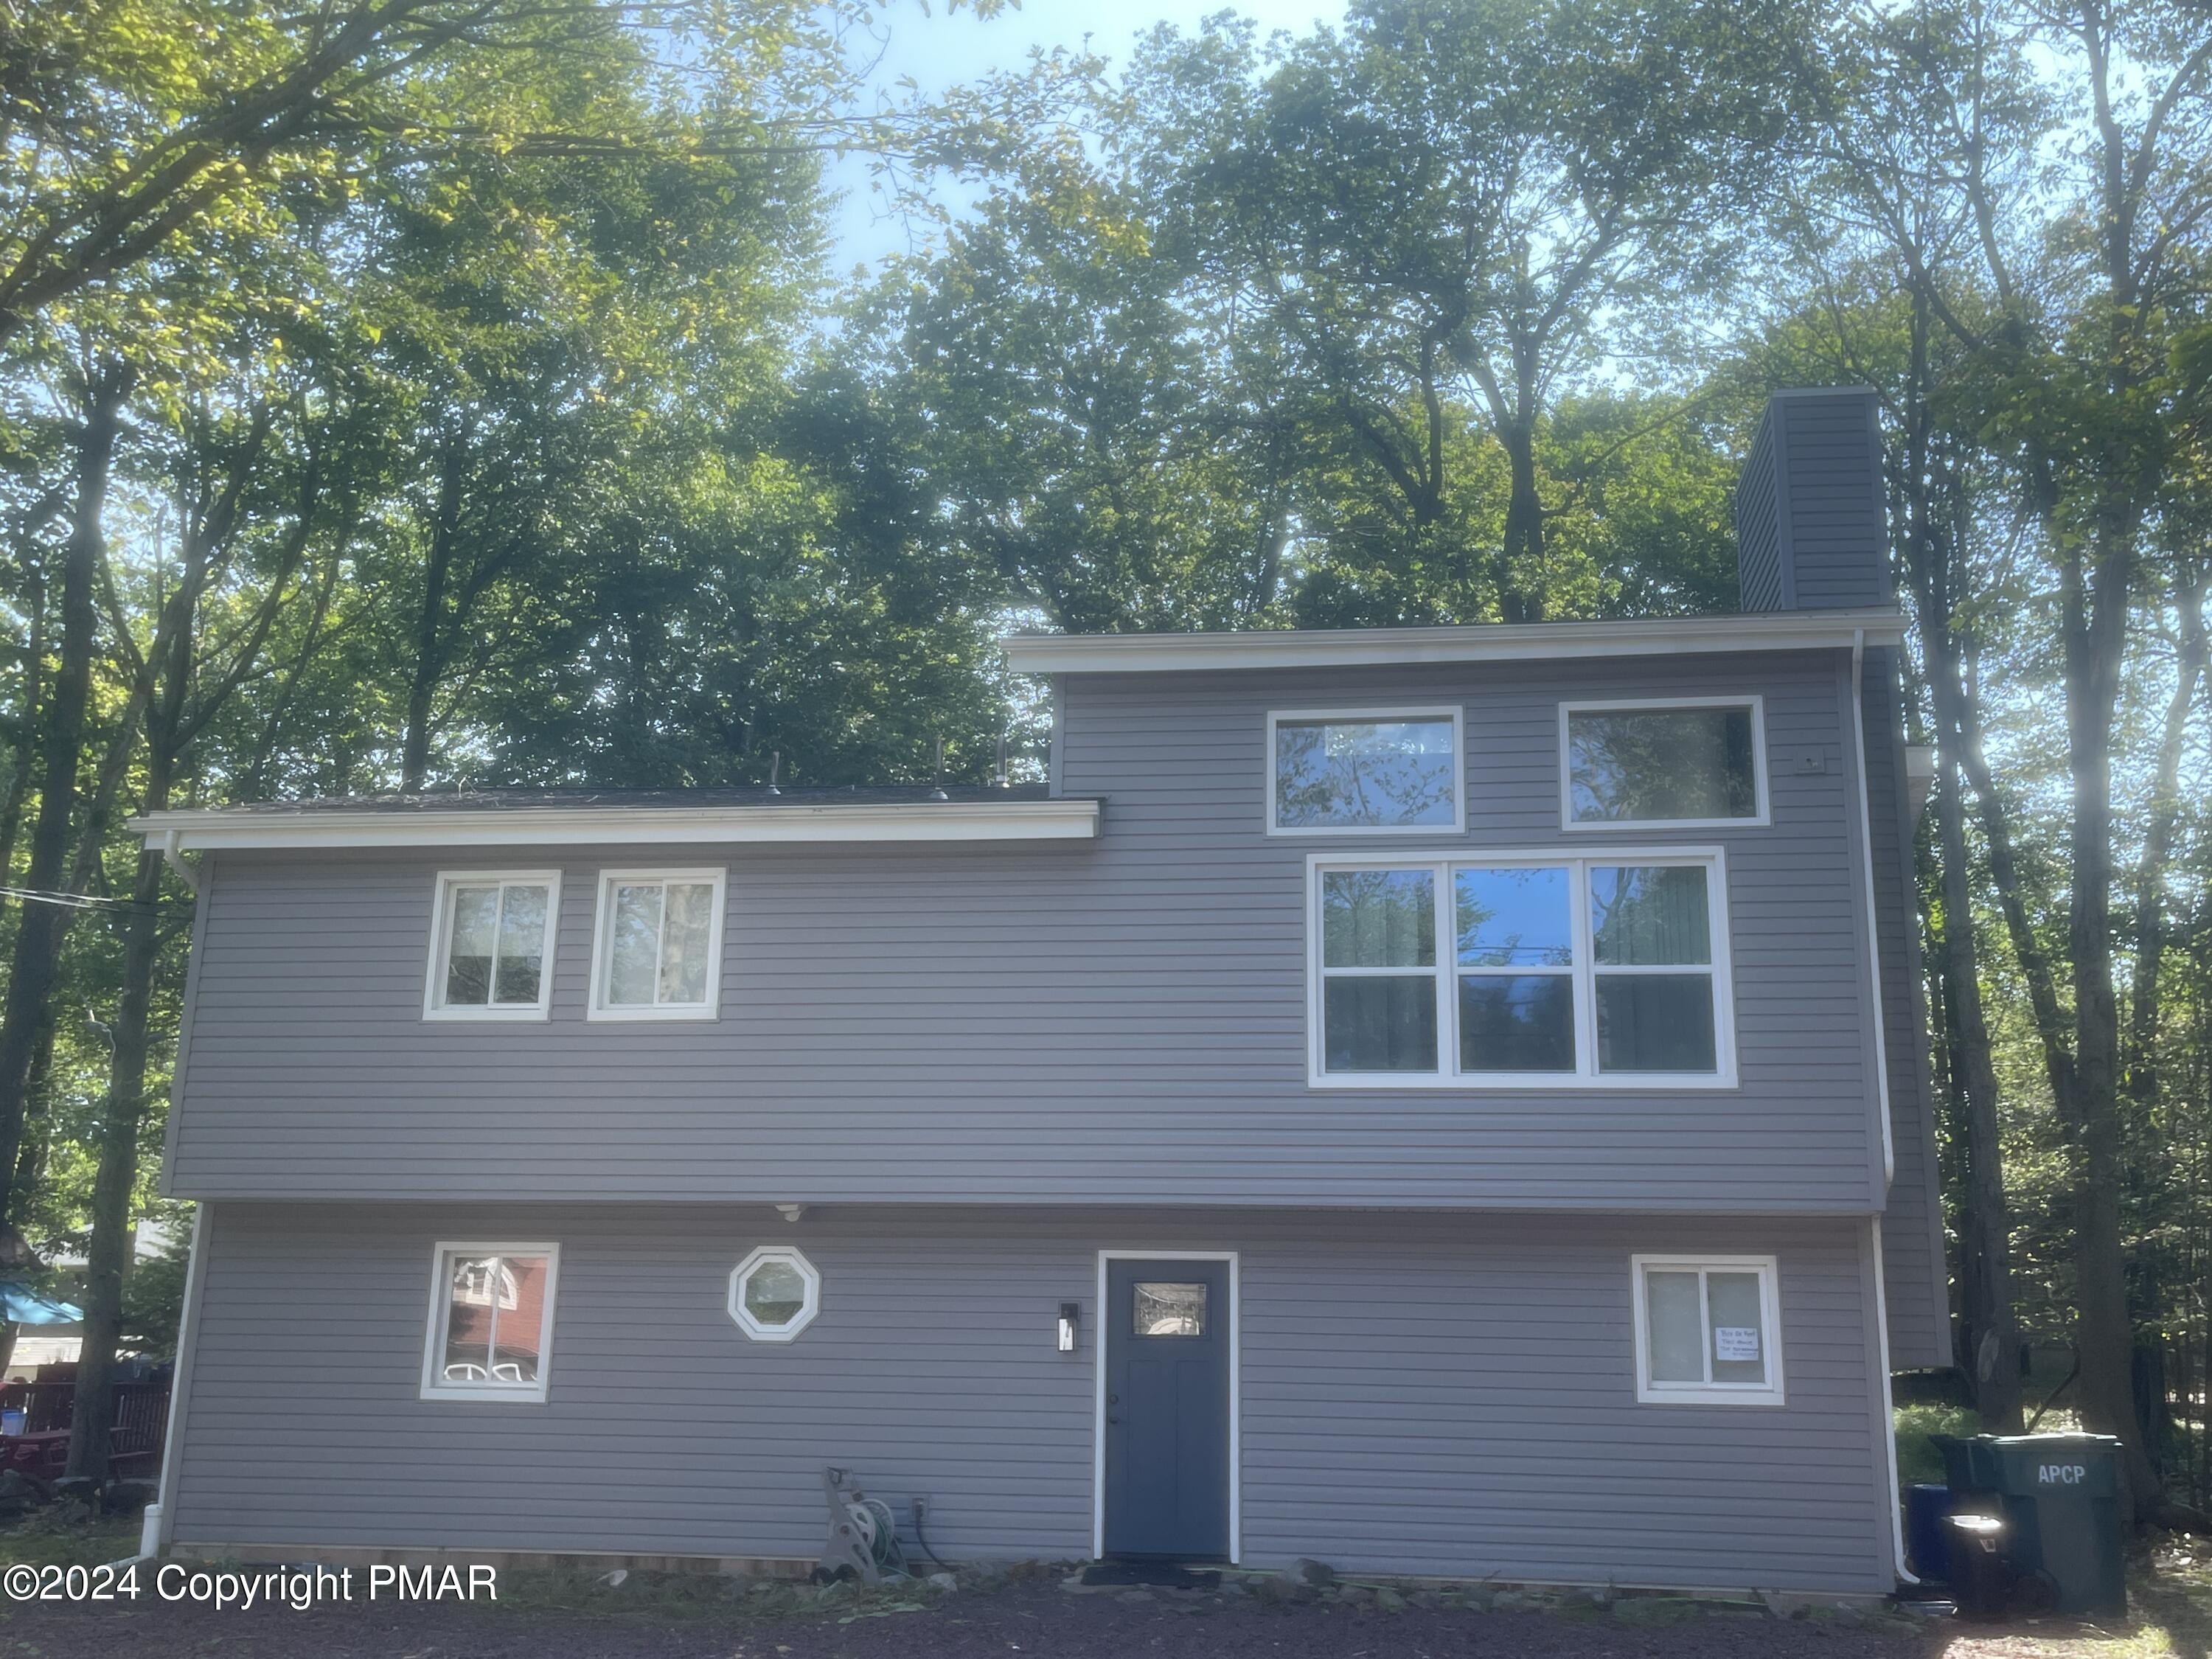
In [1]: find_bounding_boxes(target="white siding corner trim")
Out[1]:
[1093,1249,1239,1564]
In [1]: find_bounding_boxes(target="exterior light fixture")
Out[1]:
[1058,1301,1080,1353]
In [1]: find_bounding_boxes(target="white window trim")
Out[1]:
[419,1241,560,1404]
[422,870,563,1021]
[1558,696,1770,832]
[1093,1249,1239,1563]
[1265,706,1467,837]
[1630,1253,1786,1407]
[1304,846,1739,1090]
[587,867,728,1022]
[728,1245,821,1342]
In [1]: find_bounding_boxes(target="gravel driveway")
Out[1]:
[0,1573,1948,1659]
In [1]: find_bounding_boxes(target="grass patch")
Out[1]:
[0,1510,138,1568]
[1896,1402,1984,1487]
[487,1567,942,1625]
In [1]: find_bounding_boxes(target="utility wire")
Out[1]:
[0,886,153,915]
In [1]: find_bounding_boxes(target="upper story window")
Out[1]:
[1268,709,1464,834]
[421,1243,559,1402]
[1307,849,1736,1088]
[424,872,560,1020]
[1562,699,1767,829]
[589,869,726,1020]
[1631,1253,1784,1406]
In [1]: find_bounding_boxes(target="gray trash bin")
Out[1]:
[1936,1433,2125,1617]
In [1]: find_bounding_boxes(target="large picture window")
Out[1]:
[589,869,726,1020]
[420,1243,560,1402]
[1562,700,1766,828]
[1631,1254,1784,1405]
[1307,849,1735,1087]
[1269,709,1464,833]
[424,872,560,1020]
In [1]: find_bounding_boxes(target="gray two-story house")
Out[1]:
[134,387,1945,1596]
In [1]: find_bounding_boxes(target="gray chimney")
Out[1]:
[1735,387,1890,611]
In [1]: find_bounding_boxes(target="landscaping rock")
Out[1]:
[1374,1587,1407,1614]
[1335,1585,1374,1608]
[0,1470,48,1509]
[100,1480,154,1514]
[926,1572,958,1592]
[1284,1557,1336,1587]
[1491,1590,1542,1613]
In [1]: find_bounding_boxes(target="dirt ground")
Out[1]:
[0,1563,2202,1659]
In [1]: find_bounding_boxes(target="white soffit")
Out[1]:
[1002,607,1907,675]
[132,799,1102,852]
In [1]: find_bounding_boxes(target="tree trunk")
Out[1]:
[1934,761,2023,1430]
[2062,518,2161,1517]
[1497,420,1543,626]
[63,761,171,1482]
[399,435,467,793]
[0,366,130,1239]
[2124,580,2206,1113]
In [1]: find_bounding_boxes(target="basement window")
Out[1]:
[1562,700,1767,828]
[729,1247,821,1341]
[420,1244,560,1402]
[1631,1254,1784,1406]
[425,873,560,1020]
[589,869,726,1020]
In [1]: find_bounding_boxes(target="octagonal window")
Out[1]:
[728,1246,820,1342]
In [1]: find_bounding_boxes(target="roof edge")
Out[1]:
[1004,607,1906,675]
[133,797,1103,852]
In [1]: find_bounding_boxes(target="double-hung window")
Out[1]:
[425,872,560,1020]
[1562,698,1767,828]
[1307,849,1734,1086]
[1631,1254,1784,1405]
[420,1243,560,1402]
[589,869,726,1020]
[1268,709,1464,833]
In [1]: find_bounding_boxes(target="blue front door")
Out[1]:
[1102,1257,1231,1559]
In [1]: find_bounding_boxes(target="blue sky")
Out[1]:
[825,1,1345,269]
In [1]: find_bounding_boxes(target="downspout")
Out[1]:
[1871,1217,1921,1585]
[140,1201,212,1559]
[159,830,198,894]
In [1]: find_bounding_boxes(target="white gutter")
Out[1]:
[1004,606,1907,675]
[131,798,1102,852]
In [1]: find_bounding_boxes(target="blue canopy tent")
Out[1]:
[0,1283,80,1326]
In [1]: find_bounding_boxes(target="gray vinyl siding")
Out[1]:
[167,652,1891,1216]
[1863,650,1952,1369]
[169,1202,1893,1593]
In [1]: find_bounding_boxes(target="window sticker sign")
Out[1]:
[1714,1326,1761,1362]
